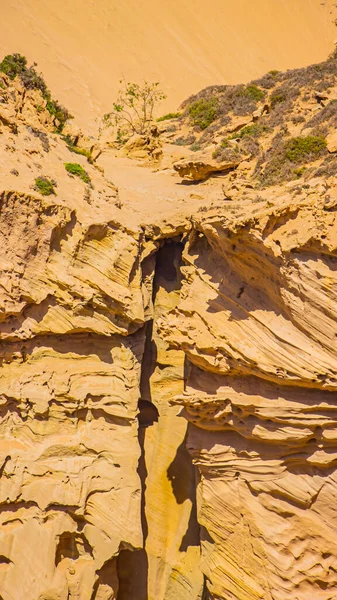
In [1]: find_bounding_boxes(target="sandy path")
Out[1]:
[97,150,216,227]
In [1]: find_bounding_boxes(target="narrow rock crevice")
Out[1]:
[117,238,202,599]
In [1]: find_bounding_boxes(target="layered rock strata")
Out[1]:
[2,65,337,600]
[160,194,337,599]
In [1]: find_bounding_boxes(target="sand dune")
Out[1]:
[1,0,337,130]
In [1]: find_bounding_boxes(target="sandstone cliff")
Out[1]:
[1,52,337,600]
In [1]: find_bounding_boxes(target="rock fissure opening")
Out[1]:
[117,238,202,599]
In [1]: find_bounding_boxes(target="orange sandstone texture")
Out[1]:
[2,49,337,600]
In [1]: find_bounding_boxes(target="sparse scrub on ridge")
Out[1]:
[270,92,287,108]
[168,48,337,186]
[0,53,27,79]
[184,83,265,133]
[34,176,56,196]
[212,144,241,162]
[256,134,327,187]
[173,135,196,146]
[64,162,90,184]
[46,99,72,132]
[102,80,166,140]
[0,53,72,132]
[307,99,337,129]
[211,123,269,163]
[157,112,181,122]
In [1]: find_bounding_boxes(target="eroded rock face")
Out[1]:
[2,64,337,600]
[160,195,337,599]
[0,73,205,600]
[0,188,146,599]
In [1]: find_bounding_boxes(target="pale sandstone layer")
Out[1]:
[2,56,337,600]
[1,0,337,130]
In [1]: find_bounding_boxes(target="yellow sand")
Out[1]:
[1,0,337,129]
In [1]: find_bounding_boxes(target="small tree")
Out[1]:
[102,80,166,140]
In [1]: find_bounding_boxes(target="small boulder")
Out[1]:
[173,157,241,181]
[123,131,162,159]
[326,131,337,153]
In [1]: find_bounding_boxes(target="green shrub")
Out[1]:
[284,136,326,162]
[231,123,269,139]
[46,99,71,133]
[68,145,92,160]
[103,80,166,137]
[270,92,287,108]
[257,133,327,187]
[0,53,27,79]
[34,176,55,196]
[190,143,201,152]
[293,166,306,178]
[157,112,181,122]
[64,162,90,183]
[189,97,218,129]
[241,85,265,102]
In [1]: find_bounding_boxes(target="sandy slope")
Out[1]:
[1,0,337,130]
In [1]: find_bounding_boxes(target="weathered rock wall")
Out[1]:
[0,188,147,599]
[2,185,337,599]
[2,67,337,600]
[160,195,337,599]
[0,73,205,599]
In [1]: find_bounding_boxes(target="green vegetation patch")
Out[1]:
[239,85,265,102]
[157,112,181,122]
[46,99,71,132]
[284,135,327,162]
[34,176,55,196]
[61,136,92,160]
[231,123,269,140]
[64,162,90,184]
[0,54,27,79]
[257,134,327,187]
[189,97,218,129]
[0,53,72,132]
[270,92,287,108]
[293,166,306,178]
[68,145,92,160]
